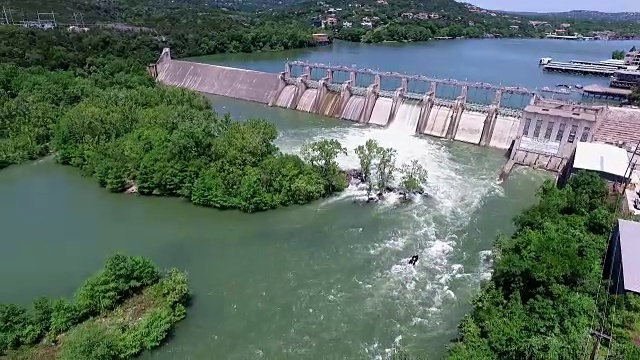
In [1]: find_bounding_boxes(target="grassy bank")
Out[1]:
[0,255,189,360]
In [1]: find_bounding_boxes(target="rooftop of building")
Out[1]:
[573,142,630,178]
[617,219,640,294]
[524,104,599,121]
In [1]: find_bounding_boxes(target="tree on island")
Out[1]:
[612,50,626,60]
[375,147,397,196]
[354,139,384,196]
[301,139,348,193]
[399,159,428,201]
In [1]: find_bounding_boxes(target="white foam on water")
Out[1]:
[277,122,502,358]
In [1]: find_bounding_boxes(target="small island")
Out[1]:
[0,254,190,360]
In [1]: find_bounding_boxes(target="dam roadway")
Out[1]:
[4,39,633,360]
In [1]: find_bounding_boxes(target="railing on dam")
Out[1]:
[287,61,534,95]
[285,61,535,109]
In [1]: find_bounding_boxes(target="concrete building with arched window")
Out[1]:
[501,97,605,176]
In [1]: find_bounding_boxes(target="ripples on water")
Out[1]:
[276,120,502,358]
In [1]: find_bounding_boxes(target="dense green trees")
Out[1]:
[0,254,189,359]
[446,171,640,359]
[0,64,344,213]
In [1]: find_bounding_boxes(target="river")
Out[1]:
[0,39,628,359]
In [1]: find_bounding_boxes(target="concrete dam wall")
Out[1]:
[149,48,529,151]
[153,48,279,104]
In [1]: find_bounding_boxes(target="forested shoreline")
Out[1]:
[446,172,640,359]
[0,254,190,359]
[0,61,350,212]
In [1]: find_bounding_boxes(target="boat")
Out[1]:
[539,57,553,65]
[575,84,583,89]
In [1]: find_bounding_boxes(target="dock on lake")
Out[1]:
[582,84,632,100]
[542,61,618,76]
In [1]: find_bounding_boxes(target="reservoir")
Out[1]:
[0,39,628,359]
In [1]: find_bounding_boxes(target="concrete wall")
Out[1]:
[155,49,279,104]
[489,116,521,149]
[454,111,486,144]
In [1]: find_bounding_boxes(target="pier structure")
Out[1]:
[582,85,632,101]
[542,61,619,77]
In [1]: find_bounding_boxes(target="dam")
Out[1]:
[150,47,640,177]
[150,47,527,151]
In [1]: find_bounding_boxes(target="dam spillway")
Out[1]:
[390,99,422,134]
[296,89,319,112]
[342,96,366,122]
[275,85,297,108]
[369,97,393,126]
[149,47,535,152]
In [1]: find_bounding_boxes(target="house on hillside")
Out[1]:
[604,219,640,295]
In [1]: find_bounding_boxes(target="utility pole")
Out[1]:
[73,12,85,28]
[589,329,612,360]
[1,6,8,25]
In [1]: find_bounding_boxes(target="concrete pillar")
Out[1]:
[445,85,468,140]
[374,75,381,88]
[268,72,289,107]
[159,47,171,63]
[388,87,405,126]
[350,71,357,85]
[326,70,333,83]
[147,64,158,79]
[285,63,292,77]
[401,77,408,92]
[479,90,502,147]
[304,66,312,78]
[361,83,379,123]
[291,74,308,109]
[338,80,353,118]
[313,78,329,114]
[417,85,436,134]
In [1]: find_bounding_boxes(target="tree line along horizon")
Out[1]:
[1,2,640,359]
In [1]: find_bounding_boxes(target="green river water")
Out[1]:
[1,39,629,359]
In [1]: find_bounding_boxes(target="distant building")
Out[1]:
[529,20,550,27]
[560,23,571,28]
[312,33,331,45]
[625,51,640,67]
[509,25,519,30]
[68,26,89,32]
[20,21,56,29]
[603,219,640,295]
[342,21,352,28]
